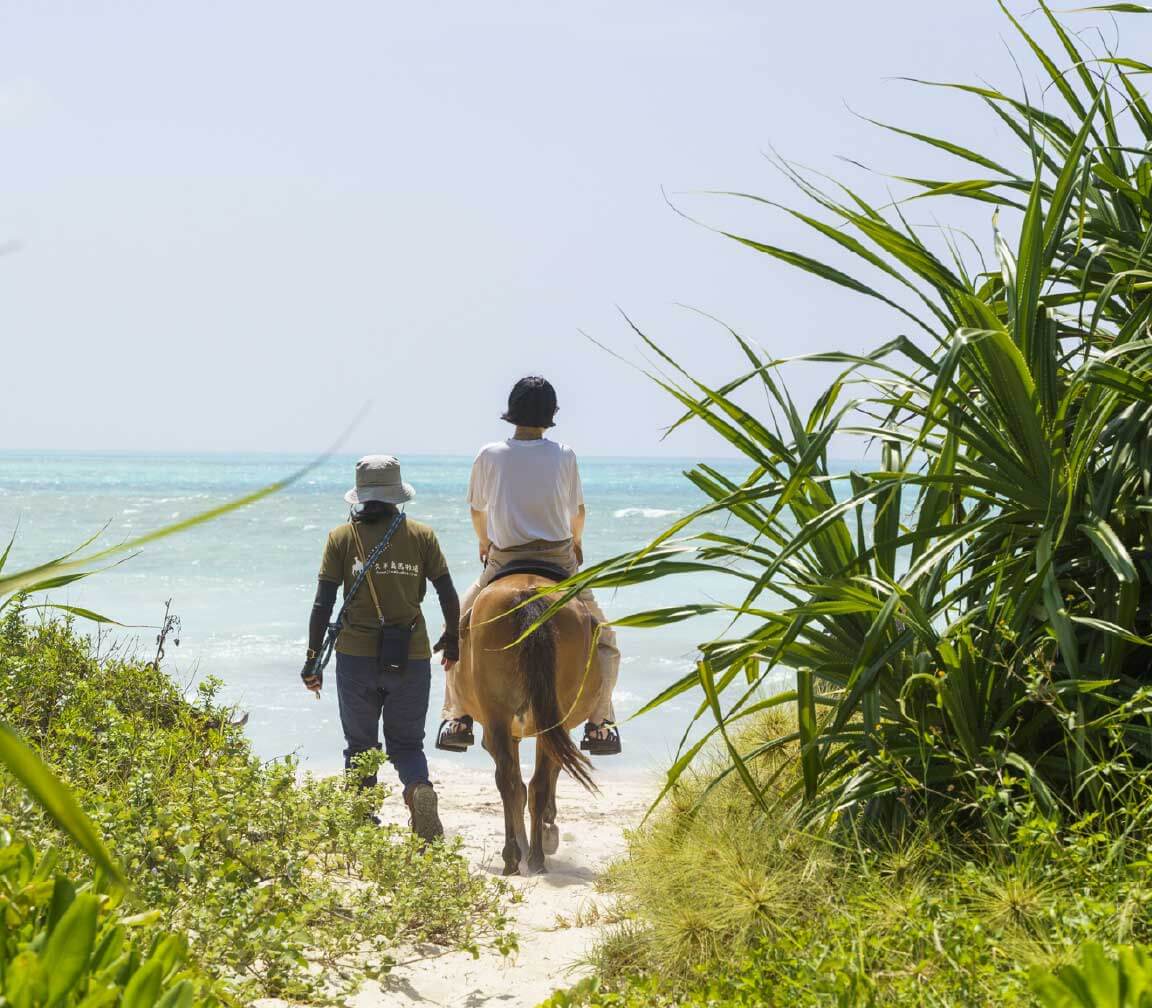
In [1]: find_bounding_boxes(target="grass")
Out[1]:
[543,711,1152,1007]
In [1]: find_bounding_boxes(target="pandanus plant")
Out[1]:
[551,1,1152,825]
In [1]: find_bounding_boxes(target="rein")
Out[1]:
[521,619,603,740]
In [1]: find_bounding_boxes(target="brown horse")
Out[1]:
[454,573,598,875]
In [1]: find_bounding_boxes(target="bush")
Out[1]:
[0,615,513,1002]
[545,711,1152,1007]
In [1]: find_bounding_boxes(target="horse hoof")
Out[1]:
[503,863,521,877]
[543,824,560,855]
[527,859,547,875]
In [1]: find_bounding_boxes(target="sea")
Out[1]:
[0,451,793,779]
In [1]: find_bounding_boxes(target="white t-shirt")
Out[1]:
[467,438,584,549]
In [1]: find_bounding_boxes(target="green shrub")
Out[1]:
[0,616,513,1002]
[0,830,228,1007]
[546,710,1152,1008]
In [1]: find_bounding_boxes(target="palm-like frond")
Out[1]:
[559,3,1152,825]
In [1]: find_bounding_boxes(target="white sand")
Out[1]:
[352,760,652,1008]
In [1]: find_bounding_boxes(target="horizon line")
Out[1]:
[0,446,878,464]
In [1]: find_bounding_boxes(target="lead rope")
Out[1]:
[350,523,387,623]
[518,616,604,740]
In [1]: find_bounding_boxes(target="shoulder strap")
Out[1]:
[350,523,385,621]
[316,513,405,672]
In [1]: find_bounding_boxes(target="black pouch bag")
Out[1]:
[351,519,420,675]
[376,620,416,674]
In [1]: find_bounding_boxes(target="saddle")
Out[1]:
[460,561,572,636]
[486,560,570,585]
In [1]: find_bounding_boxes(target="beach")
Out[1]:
[257,762,653,1008]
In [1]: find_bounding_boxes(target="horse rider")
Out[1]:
[300,455,460,841]
[435,376,622,756]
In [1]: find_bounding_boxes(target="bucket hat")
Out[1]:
[343,455,415,505]
[501,376,558,428]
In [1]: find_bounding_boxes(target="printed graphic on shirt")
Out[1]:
[352,556,422,578]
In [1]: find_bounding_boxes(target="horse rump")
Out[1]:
[515,591,596,792]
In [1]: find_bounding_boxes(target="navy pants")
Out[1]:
[334,653,430,790]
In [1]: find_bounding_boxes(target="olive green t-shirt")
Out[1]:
[318,516,449,659]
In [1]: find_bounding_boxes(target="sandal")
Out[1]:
[436,716,475,752]
[580,720,621,756]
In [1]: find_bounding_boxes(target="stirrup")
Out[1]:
[436,716,474,752]
[580,720,621,756]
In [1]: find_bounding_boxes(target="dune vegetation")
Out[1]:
[0,516,513,1005]
[539,3,1152,1005]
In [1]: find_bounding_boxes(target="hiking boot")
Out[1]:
[405,781,444,843]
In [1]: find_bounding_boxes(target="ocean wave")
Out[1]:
[613,507,681,519]
[613,690,644,710]
[199,633,298,660]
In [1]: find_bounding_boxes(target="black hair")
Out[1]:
[501,375,558,428]
[351,500,399,523]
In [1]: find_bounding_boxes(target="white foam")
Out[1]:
[613,507,681,519]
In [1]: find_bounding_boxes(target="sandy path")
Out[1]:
[346,760,651,1008]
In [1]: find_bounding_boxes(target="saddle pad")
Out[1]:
[486,560,570,585]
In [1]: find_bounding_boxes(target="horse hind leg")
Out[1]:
[529,747,562,871]
[542,758,561,855]
[485,725,528,876]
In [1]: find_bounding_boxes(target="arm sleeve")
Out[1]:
[466,452,487,511]
[431,573,460,641]
[308,579,339,654]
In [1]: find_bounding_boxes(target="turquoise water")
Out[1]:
[1,451,780,777]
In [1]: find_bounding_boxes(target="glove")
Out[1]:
[300,656,322,691]
[433,633,459,663]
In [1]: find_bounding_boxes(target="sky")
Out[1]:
[1,2,1146,459]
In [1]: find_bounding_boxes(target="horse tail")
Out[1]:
[515,592,596,792]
